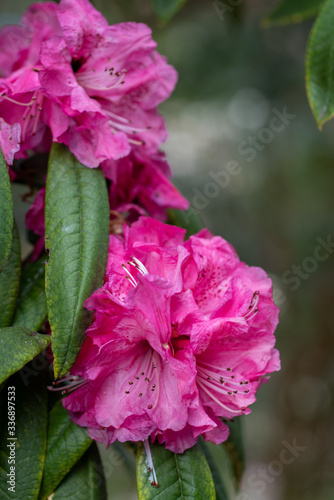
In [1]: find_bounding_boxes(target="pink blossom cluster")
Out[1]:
[1,0,281,456]
[0,0,188,223]
[62,217,280,453]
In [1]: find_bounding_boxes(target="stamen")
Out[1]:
[20,91,42,142]
[144,440,159,488]
[105,111,149,134]
[1,94,37,107]
[244,291,260,320]
[76,68,126,91]
[105,109,131,124]
[128,138,146,146]
[122,264,137,287]
[197,362,249,390]
[105,109,151,140]
[128,257,149,276]
[197,379,245,415]
[198,375,238,397]
[198,361,235,374]
[32,95,44,136]
[125,349,153,397]
[47,375,88,394]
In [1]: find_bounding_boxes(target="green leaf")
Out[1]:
[0,327,50,385]
[223,418,245,485]
[39,400,92,499]
[306,0,334,128]
[263,0,324,26]
[0,372,48,500]
[168,208,204,238]
[199,440,231,500]
[136,442,216,499]
[53,443,107,500]
[12,258,47,331]
[0,149,14,272]
[152,0,189,21]
[0,224,21,327]
[111,441,137,476]
[45,144,109,378]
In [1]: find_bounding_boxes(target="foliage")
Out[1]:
[264,0,334,128]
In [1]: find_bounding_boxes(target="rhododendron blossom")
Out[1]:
[102,149,189,221]
[0,0,177,166]
[61,217,280,453]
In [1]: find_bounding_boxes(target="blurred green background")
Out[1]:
[2,0,334,498]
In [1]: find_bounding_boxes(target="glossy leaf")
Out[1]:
[0,372,48,500]
[168,208,204,238]
[136,442,216,499]
[39,400,92,499]
[223,418,245,485]
[199,440,231,500]
[112,441,136,476]
[53,443,107,500]
[152,0,189,21]
[263,0,324,26]
[45,144,109,378]
[306,0,334,128]
[0,149,13,272]
[0,224,21,327]
[0,327,50,385]
[13,257,47,331]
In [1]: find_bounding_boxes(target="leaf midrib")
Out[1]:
[56,158,83,376]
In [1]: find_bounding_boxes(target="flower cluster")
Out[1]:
[0,0,175,166]
[62,217,280,453]
[1,0,188,222]
[1,0,280,458]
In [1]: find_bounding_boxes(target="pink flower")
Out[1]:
[102,149,189,221]
[0,118,20,169]
[154,230,280,451]
[61,217,280,453]
[0,3,62,161]
[0,3,61,77]
[0,0,177,167]
[62,223,200,444]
